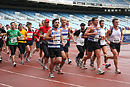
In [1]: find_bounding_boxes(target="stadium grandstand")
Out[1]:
[0,0,130,34]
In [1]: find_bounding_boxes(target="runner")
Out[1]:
[7,22,21,67]
[45,18,62,78]
[105,18,123,74]
[66,20,72,64]
[90,20,112,68]
[80,17,105,75]
[5,24,10,54]
[18,23,28,64]
[0,25,6,63]
[33,23,43,54]
[58,17,76,74]
[37,19,51,69]
[74,23,86,68]
[25,22,33,62]
[81,20,92,68]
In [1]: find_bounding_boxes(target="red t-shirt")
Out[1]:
[27,30,33,41]
[34,29,39,39]
[37,26,51,40]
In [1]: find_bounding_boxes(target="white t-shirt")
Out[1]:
[76,32,84,46]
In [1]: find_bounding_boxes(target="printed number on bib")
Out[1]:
[53,37,60,44]
[63,36,68,44]
[113,37,120,43]
[11,37,17,43]
[80,39,84,44]
[19,35,24,40]
[94,35,99,42]
[28,33,33,38]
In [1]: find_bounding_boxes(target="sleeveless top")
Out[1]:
[88,25,100,42]
[60,26,69,44]
[109,27,121,43]
[48,28,61,48]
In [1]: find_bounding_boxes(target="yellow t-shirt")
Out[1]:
[18,29,28,43]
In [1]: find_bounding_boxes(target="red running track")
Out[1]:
[0,43,130,87]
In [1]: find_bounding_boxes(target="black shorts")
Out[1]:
[27,40,33,46]
[87,40,100,52]
[40,40,49,58]
[109,42,120,52]
[67,40,70,47]
[60,42,69,52]
[36,42,40,48]
[9,45,17,55]
[18,43,26,54]
[48,48,61,58]
[0,40,4,48]
[100,44,106,48]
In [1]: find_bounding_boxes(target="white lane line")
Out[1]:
[0,83,13,87]
[0,69,85,87]
[2,60,130,85]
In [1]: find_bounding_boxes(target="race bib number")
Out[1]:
[19,35,24,40]
[53,37,60,44]
[113,37,120,43]
[94,35,99,42]
[11,37,17,43]
[28,33,33,38]
[63,36,68,44]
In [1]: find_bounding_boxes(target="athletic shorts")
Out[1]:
[109,42,120,52]
[27,40,33,46]
[9,45,17,55]
[18,43,26,54]
[40,41,49,58]
[60,42,69,52]
[0,40,4,48]
[48,48,61,58]
[100,44,106,48]
[67,40,70,47]
[87,40,100,52]
[36,42,40,48]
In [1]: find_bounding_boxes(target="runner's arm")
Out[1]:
[45,28,53,40]
[105,29,111,44]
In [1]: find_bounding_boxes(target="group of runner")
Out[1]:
[0,17,123,78]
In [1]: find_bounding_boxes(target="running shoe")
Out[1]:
[115,68,121,74]
[83,63,87,69]
[8,55,11,62]
[0,57,2,63]
[43,65,48,70]
[49,72,54,78]
[13,62,16,67]
[24,53,26,58]
[39,58,43,66]
[33,48,36,54]
[105,63,111,68]
[7,51,9,54]
[97,69,105,75]
[26,58,30,62]
[3,48,5,50]
[68,58,72,64]
[79,59,83,68]
[21,60,24,65]
[57,68,64,74]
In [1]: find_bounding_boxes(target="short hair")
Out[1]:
[112,18,118,23]
[27,22,32,25]
[88,20,92,23]
[52,18,59,25]
[92,17,98,21]
[99,20,104,24]
[10,22,15,25]
[18,23,22,26]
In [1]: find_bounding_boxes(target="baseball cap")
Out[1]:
[45,19,49,22]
